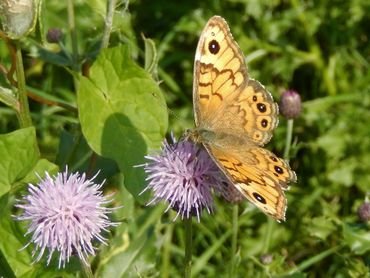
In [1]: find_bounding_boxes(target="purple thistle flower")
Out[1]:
[15,169,118,268]
[140,135,230,222]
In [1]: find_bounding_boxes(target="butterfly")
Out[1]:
[187,16,297,221]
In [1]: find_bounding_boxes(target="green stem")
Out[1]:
[101,0,117,49]
[161,224,174,278]
[262,217,274,253]
[67,0,79,71]
[184,217,192,278]
[229,204,239,277]
[283,119,294,161]
[80,260,94,278]
[15,43,32,127]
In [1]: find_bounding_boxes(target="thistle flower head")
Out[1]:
[279,90,302,119]
[15,169,118,268]
[141,135,230,221]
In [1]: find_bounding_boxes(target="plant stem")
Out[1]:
[229,204,239,277]
[262,216,274,254]
[161,223,174,278]
[101,0,117,49]
[283,119,294,161]
[67,0,79,71]
[15,43,32,128]
[80,260,94,278]
[184,217,192,278]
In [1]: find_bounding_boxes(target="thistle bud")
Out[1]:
[357,202,370,223]
[46,28,63,43]
[279,90,301,119]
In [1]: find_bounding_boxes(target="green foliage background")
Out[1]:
[0,0,369,277]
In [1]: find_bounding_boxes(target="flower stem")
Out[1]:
[229,204,239,277]
[67,0,79,71]
[15,43,32,128]
[262,216,274,253]
[80,260,94,278]
[161,223,174,278]
[66,0,81,98]
[101,0,117,49]
[283,119,294,161]
[184,217,192,278]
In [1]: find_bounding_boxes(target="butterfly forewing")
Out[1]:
[193,16,248,127]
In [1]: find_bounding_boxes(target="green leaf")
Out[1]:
[0,195,32,277]
[18,159,59,186]
[0,127,39,197]
[342,223,370,255]
[78,45,168,201]
[97,229,153,277]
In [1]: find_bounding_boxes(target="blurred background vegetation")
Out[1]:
[0,0,369,277]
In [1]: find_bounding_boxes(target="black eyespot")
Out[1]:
[253,192,266,204]
[274,166,284,174]
[270,156,278,162]
[253,96,257,102]
[257,103,267,113]
[261,119,268,128]
[208,40,220,54]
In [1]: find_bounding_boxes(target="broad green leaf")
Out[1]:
[78,45,168,200]
[18,159,59,186]
[0,127,39,197]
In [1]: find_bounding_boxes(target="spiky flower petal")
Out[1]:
[15,170,118,268]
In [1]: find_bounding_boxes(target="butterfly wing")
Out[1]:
[193,16,278,146]
[193,16,248,127]
[205,142,296,221]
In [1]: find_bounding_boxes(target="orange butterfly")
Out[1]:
[187,16,296,221]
